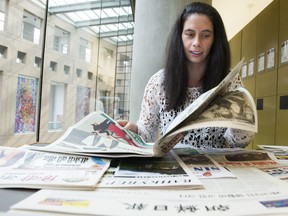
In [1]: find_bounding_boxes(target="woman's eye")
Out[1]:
[186,33,194,37]
[202,34,210,38]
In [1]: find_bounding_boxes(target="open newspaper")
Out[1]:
[30,58,257,158]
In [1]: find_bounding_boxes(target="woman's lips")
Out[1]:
[191,51,202,56]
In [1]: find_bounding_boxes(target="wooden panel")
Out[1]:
[257,0,279,72]
[278,66,288,94]
[242,17,257,79]
[278,0,288,67]
[275,94,288,146]
[256,70,277,97]
[229,32,242,68]
[243,77,256,98]
[253,96,276,147]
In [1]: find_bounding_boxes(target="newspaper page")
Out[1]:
[206,149,280,169]
[259,166,288,181]
[168,87,257,135]
[198,147,288,184]
[0,146,110,190]
[201,167,288,193]
[256,145,288,181]
[29,111,156,158]
[172,147,235,179]
[97,151,203,189]
[258,145,288,162]
[10,183,288,216]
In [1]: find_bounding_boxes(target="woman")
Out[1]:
[119,2,254,148]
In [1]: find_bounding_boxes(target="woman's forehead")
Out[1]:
[183,14,213,31]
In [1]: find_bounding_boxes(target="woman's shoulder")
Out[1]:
[146,69,165,86]
[149,69,165,82]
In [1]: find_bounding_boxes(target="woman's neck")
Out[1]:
[187,62,206,87]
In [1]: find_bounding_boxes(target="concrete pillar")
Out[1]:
[129,0,211,121]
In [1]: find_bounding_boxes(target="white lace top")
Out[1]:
[136,69,254,148]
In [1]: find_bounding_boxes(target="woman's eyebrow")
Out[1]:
[183,29,213,33]
[201,29,213,33]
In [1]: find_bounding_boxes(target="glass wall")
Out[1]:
[0,0,133,146]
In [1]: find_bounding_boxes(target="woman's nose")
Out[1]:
[192,36,201,47]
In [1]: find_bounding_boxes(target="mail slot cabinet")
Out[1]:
[253,96,277,148]
[275,95,288,146]
[257,0,279,73]
[229,31,242,68]
[243,78,256,98]
[278,65,288,94]
[255,69,277,97]
[278,0,288,68]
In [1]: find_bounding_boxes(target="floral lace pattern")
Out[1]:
[136,69,254,148]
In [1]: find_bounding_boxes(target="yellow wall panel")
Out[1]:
[279,0,288,67]
[242,17,257,72]
[256,70,277,97]
[275,95,288,146]
[253,96,277,147]
[243,77,256,97]
[229,32,242,68]
[278,66,288,94]
[257,0,279,72]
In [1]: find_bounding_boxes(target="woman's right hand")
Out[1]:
[117,120,138,134]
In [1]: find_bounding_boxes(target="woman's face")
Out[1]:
[181,13,214,65]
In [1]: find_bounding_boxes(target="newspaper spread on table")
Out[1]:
[10,170,288,216]
[0,146,110,190]
[97,150,203,189]
[9,147,288,216]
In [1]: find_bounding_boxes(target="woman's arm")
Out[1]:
[136,71,163,142]
[224,129,254,147]
[118,71,163,142]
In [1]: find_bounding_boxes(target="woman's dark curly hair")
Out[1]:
[164,2,231,110]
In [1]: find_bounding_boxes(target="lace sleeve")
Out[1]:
[136,71,163,142]
[226,73,244,92]
[224,128,254,147]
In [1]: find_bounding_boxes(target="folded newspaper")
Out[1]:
[0,146,110,190]
[97,150,204,189]
[30,59,257,158]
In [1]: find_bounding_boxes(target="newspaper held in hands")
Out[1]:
[29,58,257,158]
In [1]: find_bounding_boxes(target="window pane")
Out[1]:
[48,83,65,131]
[54,27,69,54]
[16,51,26,64]
[79,38,91,62]
[0,11,5,31]
[0,0,5,31]
[0,0,134,146]
[22,11,41,44]
[75,86,91,122]
[0,45,7,58]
